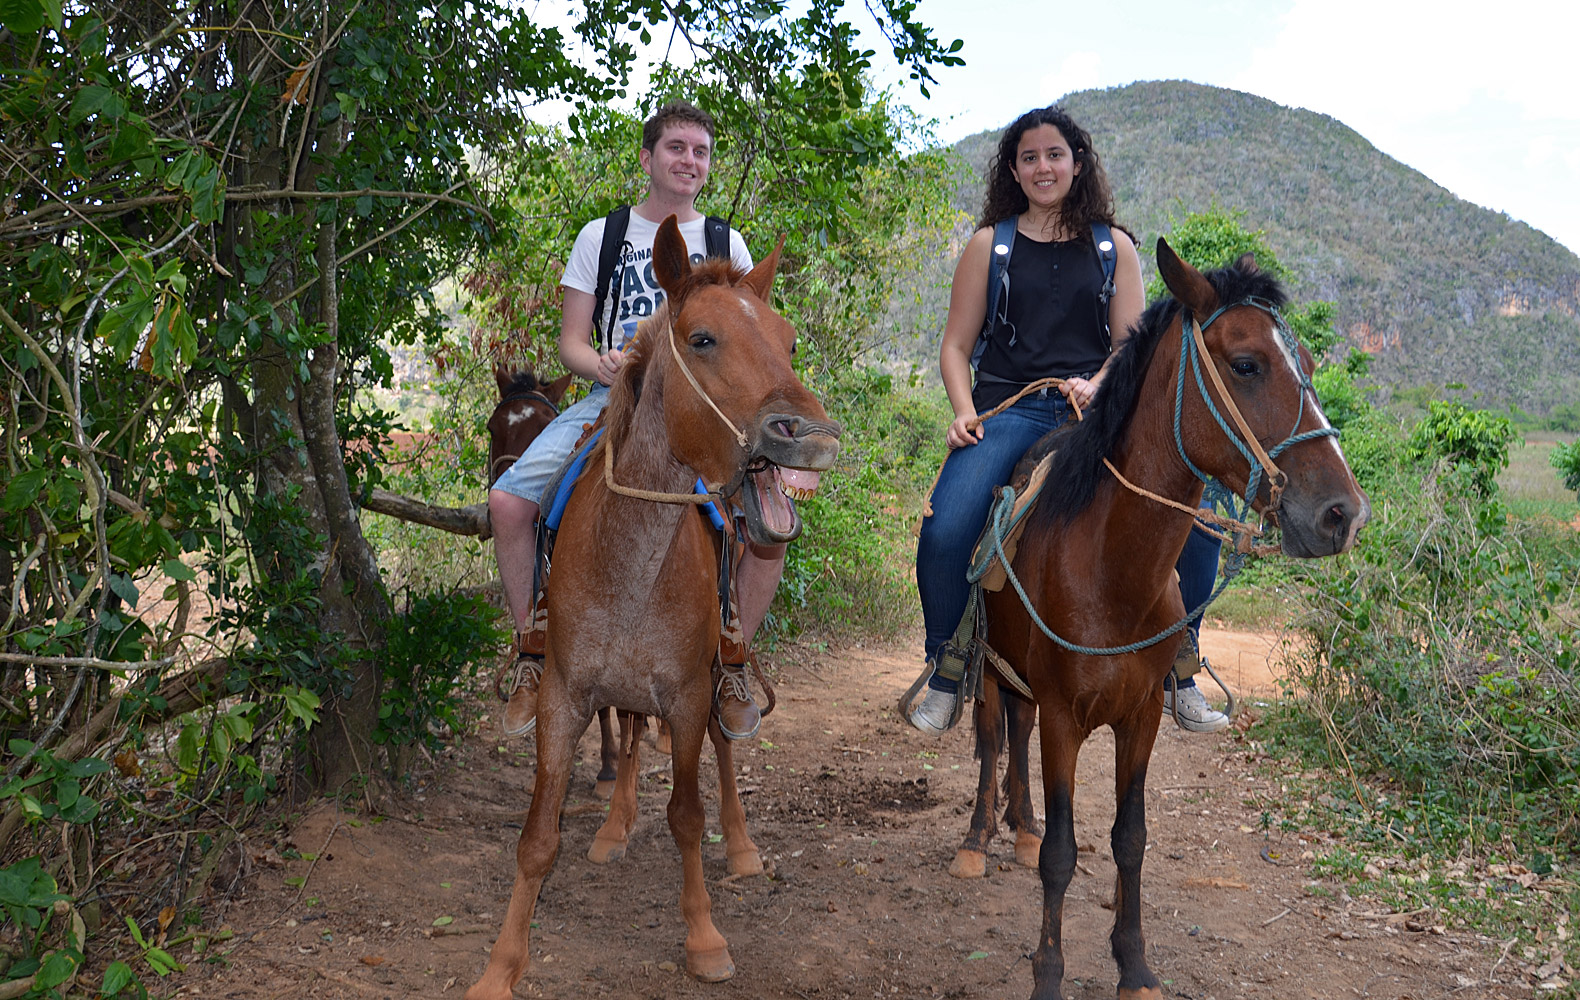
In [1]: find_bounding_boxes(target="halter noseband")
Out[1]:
[1173,297,1340,512]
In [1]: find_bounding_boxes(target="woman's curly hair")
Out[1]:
[979,105,1117,242]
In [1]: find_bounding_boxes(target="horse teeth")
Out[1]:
[778,484,815,501]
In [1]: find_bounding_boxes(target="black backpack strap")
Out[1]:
[1090,221,1117,351]
[592,205,632,353]
[703,215,730,260]
[971,216,1019,369]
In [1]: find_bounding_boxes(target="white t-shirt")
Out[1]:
[562,211,753,351]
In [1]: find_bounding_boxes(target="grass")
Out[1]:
[1500,434,1580,524]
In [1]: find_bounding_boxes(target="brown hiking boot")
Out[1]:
[714,662,761,741]
[502,655,543,737]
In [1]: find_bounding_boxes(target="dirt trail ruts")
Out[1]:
[179,635,1504,1000]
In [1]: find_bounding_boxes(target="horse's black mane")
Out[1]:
[503,370,546,395]
[1024,261,1287,530]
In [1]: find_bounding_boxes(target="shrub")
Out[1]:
[1551,440,1580,500]
[1407,399,1517,498]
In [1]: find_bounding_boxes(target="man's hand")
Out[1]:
[595,348,625,386]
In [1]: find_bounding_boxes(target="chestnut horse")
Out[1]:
[486,365,642,798]
[957,241,1367,1000]
[467,217,839,999]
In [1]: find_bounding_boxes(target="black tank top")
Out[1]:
[973,234,1108,412]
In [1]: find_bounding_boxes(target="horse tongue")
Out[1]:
[745,467,791,536]
[778,467,821,495]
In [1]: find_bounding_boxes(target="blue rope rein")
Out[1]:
[990,296,1339,657]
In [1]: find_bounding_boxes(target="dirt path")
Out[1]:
[180,636,1504,1000]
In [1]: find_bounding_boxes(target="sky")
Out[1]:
[882,0,1580,255]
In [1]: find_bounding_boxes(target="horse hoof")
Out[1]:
[948,849,987,879]
[727,848,764,877]
[686,945,735,982]
[593,778,615,801]
[1117,988,1162,1000]
[1014,832,1042,868]
[586,836,627,864]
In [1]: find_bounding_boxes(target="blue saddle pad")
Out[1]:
[540,427,726,532]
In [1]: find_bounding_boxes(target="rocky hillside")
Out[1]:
[934,81,1579,415]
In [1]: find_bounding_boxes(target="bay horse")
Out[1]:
[467,216,840,998]
[957,241,1367,1000]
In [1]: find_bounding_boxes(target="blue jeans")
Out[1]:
[917,392,1072,690]
[1171,508,1223,689]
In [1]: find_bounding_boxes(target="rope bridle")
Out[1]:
[978,296,1341,657]
[601,311,752,507]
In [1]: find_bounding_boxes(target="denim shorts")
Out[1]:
[490,385,610,505]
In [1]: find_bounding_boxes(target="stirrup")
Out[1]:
[896,658,966,731]
[1197,655,1238,720]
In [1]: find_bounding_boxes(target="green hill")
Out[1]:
[937,80,1580,416]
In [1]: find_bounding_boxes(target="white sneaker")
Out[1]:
[907,687,958,734]
[1164,684,1230,733]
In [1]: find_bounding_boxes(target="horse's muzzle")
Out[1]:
[1277,489,1370,558]
[755,413,842,472]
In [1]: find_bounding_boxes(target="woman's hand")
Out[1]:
[946,412,985,449]
[595,348,625,386]
[1061,376,1097,411]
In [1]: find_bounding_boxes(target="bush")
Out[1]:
[1551,440,1580,500]
[1274,469,1580,853]
[1407,399,1517,498]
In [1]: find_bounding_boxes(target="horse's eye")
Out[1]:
[1231,358,1260,378]
[689,332,715,350]
[790,339,797,357]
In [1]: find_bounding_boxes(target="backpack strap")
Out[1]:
[971,216,1019,369]
[703,215,730,260]
[592,205,633,353]
[1090,221,1117,351]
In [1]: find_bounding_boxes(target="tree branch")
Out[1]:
[359,488,491,539]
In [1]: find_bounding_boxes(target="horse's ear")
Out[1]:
[1156,237,1218,317]
[739,235,784,304]
[545,371,573,404]
[651,215,692,303]
[493,365,514,397]
[1235,252,1259,274]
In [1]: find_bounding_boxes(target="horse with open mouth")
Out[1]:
[467,216,839,998]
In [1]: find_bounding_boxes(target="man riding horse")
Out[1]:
[487,100,781,741]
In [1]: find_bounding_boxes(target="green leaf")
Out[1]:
[70,84,128,124]
[162,559,197,582]
[431,915,453,926]
[37,948,79,988]
[965,950,989,960]
[175,723,199,772]
[101,959,136,996]
[0,0,45,34]
[2,467,46,511]
[108,573,140,608]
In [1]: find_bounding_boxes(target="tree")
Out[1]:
[1,0,962,831]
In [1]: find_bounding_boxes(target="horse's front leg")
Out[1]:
[1003,685,1043,868]
[1030,720,1079,1000]
[951,680,1004,878]
[707,715,763,876]
[668,705,733,981]
[467,687,588,1000]
[588,711,646,864]
[1109,703,1165,1000]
